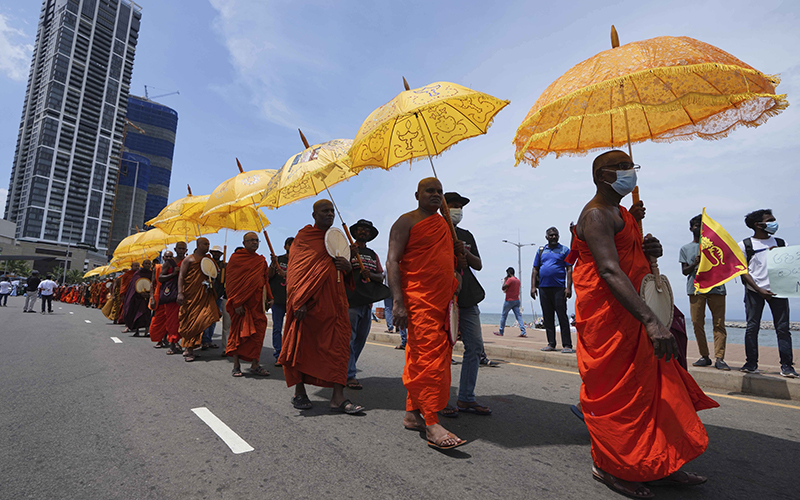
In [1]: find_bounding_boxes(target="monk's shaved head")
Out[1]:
[417,177,442,194]
[313,199,333,213]
[243,231,259,252]
[592,150,630,181]
[243,231,258,243]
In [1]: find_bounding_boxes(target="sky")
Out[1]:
[1,0,799,320]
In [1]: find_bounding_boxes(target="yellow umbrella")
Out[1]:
[146,186,221,237]
[348,79,509,174]
[513,28,788,167]
[129,227,197,252]
[203,161,278,213]
[260,131,364,267]
[114,231,147,256]
[259,135,355,209]
[83,266,108,278]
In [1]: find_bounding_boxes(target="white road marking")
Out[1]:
[191,407,254,454]
[111,337,122,343]
[69,312,74,315]
[84,320,91,323]
[59,307,63,310]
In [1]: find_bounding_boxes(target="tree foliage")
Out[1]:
[1,260,32,277]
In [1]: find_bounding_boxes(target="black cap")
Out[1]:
[349,219,378,242]
[444,192,470,206]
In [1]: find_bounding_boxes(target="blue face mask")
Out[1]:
[764,221,779,234]
[607,169,637,196]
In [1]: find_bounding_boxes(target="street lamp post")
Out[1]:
[62,221,74,284]
[502,238,536,317]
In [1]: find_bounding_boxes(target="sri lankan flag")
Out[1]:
[693,208,748,293]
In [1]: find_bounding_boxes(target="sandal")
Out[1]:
[457,401,492,415]
[292,395,313,410]
[593,465,654,499]
[427,433,467,450]
[346,379,363,390]
[330,399,365,415]
[184,355,196,362]
[437,406,459,419]
[248,366,270,377]
[232,367,243,377]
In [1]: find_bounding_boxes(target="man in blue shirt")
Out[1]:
[531,227,573,353]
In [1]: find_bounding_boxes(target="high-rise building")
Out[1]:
[3,0,142,252]
[108,95,177,251]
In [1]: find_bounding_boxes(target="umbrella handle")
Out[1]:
[263,230,277,262]
[342,223,366,276]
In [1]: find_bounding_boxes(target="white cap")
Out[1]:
[210,245,223,252]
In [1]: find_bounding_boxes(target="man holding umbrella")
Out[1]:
[345,219,389,391]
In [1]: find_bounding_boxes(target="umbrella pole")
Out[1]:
[413,113,459,244]
[248,201,278,262]
[321,180,366,273]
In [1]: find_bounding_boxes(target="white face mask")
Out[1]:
[449,208,463,225]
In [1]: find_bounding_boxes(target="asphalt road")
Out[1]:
[1,295,798,500]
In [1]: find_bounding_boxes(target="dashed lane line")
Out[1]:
[191,407,254,454]
[84,320,91,323]
[111,337,122,343]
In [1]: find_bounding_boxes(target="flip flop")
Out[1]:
[184,355,196,362]
[346,380,363,390]
[438,406,459,418]
[330,399,364,415]
[592,466,654,499]
[457,402,492,415]
[232,367,243,377]
[427,433,467,450]
[248,366,270,377]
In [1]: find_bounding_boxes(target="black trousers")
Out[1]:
[41,295,53,312]
[540,287,572,348]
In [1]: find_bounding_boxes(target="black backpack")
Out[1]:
[742,237,785,264]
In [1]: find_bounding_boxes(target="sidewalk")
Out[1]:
[367,321,800,402]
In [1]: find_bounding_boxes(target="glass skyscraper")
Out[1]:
[108,95,177,251]
[3,0,142,251]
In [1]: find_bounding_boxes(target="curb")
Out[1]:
[367,332,800,402]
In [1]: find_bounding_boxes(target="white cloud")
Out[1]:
[0,13,32,82]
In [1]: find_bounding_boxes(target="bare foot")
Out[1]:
[403,410,425,431]
[426,423,466,449]
[593,465,653,498]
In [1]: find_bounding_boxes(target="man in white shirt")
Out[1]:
[0,276,11,306]
[37,275,58,314]
[738,209,797,378]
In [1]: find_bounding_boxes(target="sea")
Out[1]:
[478,313,778,347]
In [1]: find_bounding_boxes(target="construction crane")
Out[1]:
[144,85,180,100]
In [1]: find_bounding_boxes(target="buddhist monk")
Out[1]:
[123,259,153,336]
[155,243,187,355]
[571,150,718,498]
[149,252,167,348]
[118,262,139,328]
[225,232,273,377]
[177,238,220,362]
[387,177,463,450]
[278,199,364,414]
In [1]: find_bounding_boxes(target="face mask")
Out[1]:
[449,208,463,225]
[764,221,779,234]
[606,168,637,196]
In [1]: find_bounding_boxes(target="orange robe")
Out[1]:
[225,249,272,362]
[401,214,458,426]
[118,270,135,323]
[148,264,164,343]
[278,225,354,388]
[571,207,718,482]
[179,255,220,349]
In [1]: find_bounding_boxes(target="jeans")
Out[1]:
[202,297,223,345]
[271,302,286,361]
[458,305,484,403]
[689,293,727,359]
[383,297,393,329]
[41,295,53,312]
[540,287,571,348]
[0,293,8,306]
[499,300,526,335]
[24,293,37,312]
[348,304,372,380]
[744,289,793,368]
